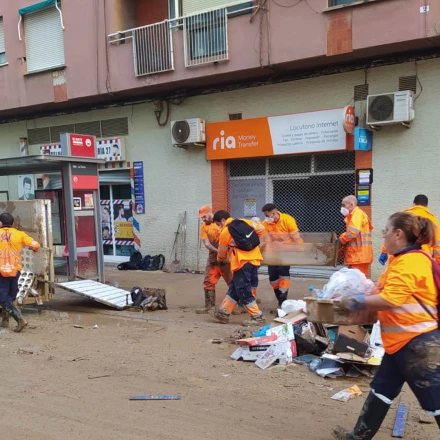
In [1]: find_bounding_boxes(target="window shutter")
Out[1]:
[183,0,242,15]
[0,18,5,53]
[24,7,65,73]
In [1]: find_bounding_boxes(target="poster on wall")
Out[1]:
[113,201,134,239]
[133,161,145,214]
[18,175,35,200]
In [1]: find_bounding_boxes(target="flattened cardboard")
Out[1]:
[333,333,369,357]
[237,334,277,346]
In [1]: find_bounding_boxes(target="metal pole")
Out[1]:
[62,163,77,279]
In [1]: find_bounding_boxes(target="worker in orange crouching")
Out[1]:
[210,210,266,327]
[378,194,440,266]
[338,195,373,277]
[195,205,232,314]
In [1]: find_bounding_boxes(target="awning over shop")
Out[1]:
[18,0,55,15]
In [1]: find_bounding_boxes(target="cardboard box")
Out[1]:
[233,341,294,363]
[333,333,370,358]
[273,312,308,325]
[338,325,368,343]
[255,345,282,370]
[237,334,278,346]
[266,322,295,341]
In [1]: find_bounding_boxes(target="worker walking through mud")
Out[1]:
[0,213,40,332]
[262,203,303,310]
[333,212,440,439]
[210,210,266,327]
[338,195,373,277]
[196,206,232,314]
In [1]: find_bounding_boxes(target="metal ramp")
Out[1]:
[56,280,133,310]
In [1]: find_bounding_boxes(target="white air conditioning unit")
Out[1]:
[171,118,206,146]
[366,91,415,127]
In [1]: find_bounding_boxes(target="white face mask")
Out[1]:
[265,217,274,224]
[340,207,350,217]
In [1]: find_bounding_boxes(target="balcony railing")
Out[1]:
[108,1,256,77]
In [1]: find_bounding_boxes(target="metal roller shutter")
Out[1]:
[24,6,65,73]
[183,0,242,15]
[99,170,131,185]
[0,18,5,54]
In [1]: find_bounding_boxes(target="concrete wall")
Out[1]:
[0,57,439,277]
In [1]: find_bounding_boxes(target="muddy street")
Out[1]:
[0,269,436,439]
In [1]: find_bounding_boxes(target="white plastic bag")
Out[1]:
[281,299,307,314]
[320,268,375,299]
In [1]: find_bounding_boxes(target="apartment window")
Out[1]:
[185,9,227,66]
[0,18,6,65]
[23,3,65,73]
[169,0,183,19]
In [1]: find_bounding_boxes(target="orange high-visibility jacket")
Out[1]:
[0,228,40,272]
[339,206,373,265]
[381,206,440,264]
[217,218,265,272]
[262,212,303,244]
[376,250,438,354]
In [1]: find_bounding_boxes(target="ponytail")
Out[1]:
[389,212,435,246]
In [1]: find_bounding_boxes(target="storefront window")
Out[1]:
[100,184,134,259]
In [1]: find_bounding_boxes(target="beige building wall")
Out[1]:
[0,58,438,277]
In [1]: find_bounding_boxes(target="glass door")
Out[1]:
[100,184,135,262]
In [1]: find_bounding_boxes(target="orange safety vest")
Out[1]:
[217,218,265,272]
[0,228,40,272]
[381,205,440,264]
[339,206,373,265]
[262,212,303,244]
[377,249,438,354]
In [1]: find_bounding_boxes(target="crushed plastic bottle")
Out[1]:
[308,285,322,298]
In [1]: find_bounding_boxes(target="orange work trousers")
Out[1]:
[348,263,370,278]
[203,259,232,291]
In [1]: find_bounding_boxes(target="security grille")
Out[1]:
[354,84,369,102]
[228,152,355,237]
[50,124,75,143]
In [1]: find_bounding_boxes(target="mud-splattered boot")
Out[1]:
[435,415,440,429]
[4,302,27,333]
[1,309,9,328]
[209,307,230,324]
[332,392,390,440]
[242,314,266,327]
[196,289,216,314]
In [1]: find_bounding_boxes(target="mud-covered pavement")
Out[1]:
[0,268,436,439]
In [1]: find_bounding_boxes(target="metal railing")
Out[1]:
[107,1,257,75]
[183,8,228,67]
[109,20,174,77]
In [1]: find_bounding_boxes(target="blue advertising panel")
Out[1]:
[133,161,145,214]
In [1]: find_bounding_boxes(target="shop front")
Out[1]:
[207,106,371,238]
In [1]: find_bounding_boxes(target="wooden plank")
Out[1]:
[392,403,408,438]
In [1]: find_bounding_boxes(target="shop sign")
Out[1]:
[60,133,96,158]
[356,185,371,206]
[40,144,62,155]
[71,163,99,190]
[132,161,145,214]
[96,138,126,162]
[206,108,352,160]
[343,106,356,134]
[354,127,373,151]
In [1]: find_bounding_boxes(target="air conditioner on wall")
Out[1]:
[171,118,206,147]
[366,90,415,128]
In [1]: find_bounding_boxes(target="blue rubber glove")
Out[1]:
[378,253,388,266]
[334,295,366,313]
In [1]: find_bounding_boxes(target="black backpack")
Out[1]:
[140,254,165,271]
[117,251,143,270]
[227,219,260,251]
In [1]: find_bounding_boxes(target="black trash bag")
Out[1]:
[130,286,146,306]
[293,320,322,356]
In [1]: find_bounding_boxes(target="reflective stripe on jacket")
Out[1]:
[217,218,265,272]
[376,248,438,354]
[381,206,440,264]
[262,212,303,244]
[339,207,373,265]
[0,227,40,272]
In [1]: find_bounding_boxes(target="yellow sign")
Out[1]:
[114,222,134,239]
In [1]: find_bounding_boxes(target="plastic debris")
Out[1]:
[331,385,363,402]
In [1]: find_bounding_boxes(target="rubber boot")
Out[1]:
[1,308,9,328]
[332,392,390,440]
[435,415,440,429]
[210,307,230,324]
[195,289,215,314]
[4,302,27,333]
[277,290,288,308]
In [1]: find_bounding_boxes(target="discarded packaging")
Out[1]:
[237,334,277,346]
[320,268,376,299]
[331,385,363,402]
[266,322,295,341]
[255,345,282,370]
[281,299,307,315]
